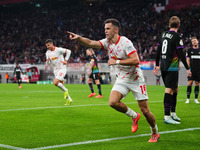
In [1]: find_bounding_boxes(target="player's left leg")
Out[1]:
[94,78,103,98]
[18,77,22,89]
[171,88,181,121]
[54,78,67,93]
[186,80,193,103]
[110,84,139,133]
[194,81,199,103]
[137,100,160,142]
[54,70,72,105]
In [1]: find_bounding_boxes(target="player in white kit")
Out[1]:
[45,39,72,106]
[67,19,159,142]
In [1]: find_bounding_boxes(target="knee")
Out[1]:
[140,107,150,117]
[109,101,118,108]
[53,81,58,86]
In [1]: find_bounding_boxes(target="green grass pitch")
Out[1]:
[0,84,199,150]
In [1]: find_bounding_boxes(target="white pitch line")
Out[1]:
[0,99,186,112]
[0,128,200,150]
[29,127,200,150]
[0,144,27,150]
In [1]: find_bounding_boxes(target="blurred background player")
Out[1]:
[154,16,191,124]
[45,39,72,105]
[155,74,161,85]
[86,48,103,98]
[0,74,2,83]
[27,70,32,83]
[5,72,9,84]
[185,37,200,104]
[13,62,23,88]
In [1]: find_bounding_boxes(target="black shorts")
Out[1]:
[16,75,21,80]
[89,73,100,80]
[188,70,200,81]
[161,71,178,89]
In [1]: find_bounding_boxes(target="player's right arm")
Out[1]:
[186,49,190,68]
[87,60,94,76]
[45,52,51,65]
[186,57,190,68]
[13,67,16,77]
[153,43,162,75]
[67,31,102,49]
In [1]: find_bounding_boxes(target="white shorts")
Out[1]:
[54,69,67,81]
[111,79,148,100]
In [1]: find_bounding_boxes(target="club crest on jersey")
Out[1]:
[179,40,183,46]
[111,55,119,60]
[51,57,58,60]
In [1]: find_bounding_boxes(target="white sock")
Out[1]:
[125,107,137,119]
[68,94,72,101]
[164,115,170,120]
[151,124,158,134]
[171,112,176,117]
[57,83,67,92]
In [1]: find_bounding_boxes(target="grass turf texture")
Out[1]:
[0,84,199,150]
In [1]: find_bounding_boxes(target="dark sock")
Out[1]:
[195,86,199,99]
[97,84,102,95]
[171,92,177,113]
[89,83,94,93]
[187,86,191,99]
[164,93,172,116]
[18,80,20,86]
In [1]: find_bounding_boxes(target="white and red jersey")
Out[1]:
[45,47,70,72]
[99,36,144,82]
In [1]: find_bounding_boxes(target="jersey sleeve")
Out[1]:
[65,49,71,60]
[186,48,191,58]
[125,39,136,56]
[45,52,49,60]
[57,47,66,54]
[176,36,184,50]
[99,38,108,50]
[155,34,162,66]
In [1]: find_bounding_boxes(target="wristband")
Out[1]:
[116,60,120,65]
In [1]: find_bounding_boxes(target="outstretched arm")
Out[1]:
[67,31,102,49]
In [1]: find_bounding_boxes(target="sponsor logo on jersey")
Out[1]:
[179,40,183,46]
[51,57,58,60]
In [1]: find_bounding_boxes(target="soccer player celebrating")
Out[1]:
[86,48,103,98]
[13,62,23,89]
[185,37,200,104]
[45,39,72,106]
[67,18,159,142]
[154,16,192,124]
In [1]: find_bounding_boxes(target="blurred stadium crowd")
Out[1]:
[0,0,199,64]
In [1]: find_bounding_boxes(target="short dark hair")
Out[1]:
[169,16,180,28]
[45,39,53,44]
[191,37,197,41]
[104,18,121,29]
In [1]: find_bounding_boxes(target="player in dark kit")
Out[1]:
[86,48,103,98]
[154,16,191,124]
[185,37,200,104]
[13,62,24,89]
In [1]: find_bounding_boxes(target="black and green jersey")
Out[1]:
[14,66,23,78]
[156,30,186,71]
[186,47,200,71]
[90,55,99,73]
